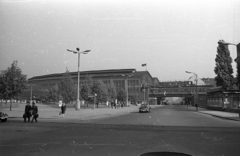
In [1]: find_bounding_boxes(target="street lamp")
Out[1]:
[186,71,198,111]
[121,74,133,107]
[27,84,35,103]
[67,48,91,110]
[218,40,240,89]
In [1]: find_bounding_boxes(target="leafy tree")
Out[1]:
[106,80,117,102]
[214,40,235,90]
[0,61,27,110]
[39,89,49,103]
[91,80,108,106]
[47,85,59,103]
[117,88,126,102]
[129,94,138,104]
[58,69,77,104]
[234,43,240,89]
[80,75,94,107]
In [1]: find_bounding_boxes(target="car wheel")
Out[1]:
[1,118,7,122]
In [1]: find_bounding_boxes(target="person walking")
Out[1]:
[24,101,32,122]
[31,102,38,123]
[61,103,66,118]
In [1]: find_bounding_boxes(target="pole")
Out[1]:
[143,89,146,104]
[195,74,198,111]
[67,48,90,110]
[126,76,128,107]
[76,52,80,110]
[30,85,32,102]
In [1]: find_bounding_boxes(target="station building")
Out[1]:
[24,69,157,103]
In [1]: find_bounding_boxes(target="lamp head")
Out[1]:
[218,40,236,46]
[76,47,80,51]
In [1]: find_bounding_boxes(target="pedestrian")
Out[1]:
[111,101,114,109]
[23,101,32,122]
[195,103,198,111]
[31,101,38,123]
[61,103,66,118]
[121,102,123,108]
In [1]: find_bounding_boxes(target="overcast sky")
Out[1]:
[0,0,240,82]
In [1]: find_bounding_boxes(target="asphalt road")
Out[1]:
[1,105,240,156]
[92,105,240,127]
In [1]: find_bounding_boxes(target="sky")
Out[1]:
[0,0,240,82]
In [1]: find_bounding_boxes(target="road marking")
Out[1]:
[70,143,137,146]
[0,142,60,147]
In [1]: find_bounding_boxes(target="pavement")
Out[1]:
[1,103,240,122]
[184,105,240,121]
[0,103,161,122]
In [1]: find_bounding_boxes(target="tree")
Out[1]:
[117,88,126,103]
[47,85,59,103]
[58,69,77,104]
[91,80,108,106]
[234,43,240,89]
[214,40,235,90]
[129,94,138,104]
[80,75,94,107]
[0,61,27,110]
[106,80,117,102]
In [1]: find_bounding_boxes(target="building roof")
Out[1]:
[28,69,137,82]
[130,71,152,78]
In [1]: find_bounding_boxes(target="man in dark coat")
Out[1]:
[61,103,66,117]
[31,102,38,123]
[24,101,32,122]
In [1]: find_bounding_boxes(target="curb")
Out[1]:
[198,112,240,122]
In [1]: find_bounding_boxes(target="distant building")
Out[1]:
[23,69,155,103]
[152,77,160,87]
[201,78,216,86]
[158,81,193,87]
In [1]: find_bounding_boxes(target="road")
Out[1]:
[92,105,240,127]
[1,105,240,156]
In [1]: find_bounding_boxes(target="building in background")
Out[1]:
[23,69,154,104]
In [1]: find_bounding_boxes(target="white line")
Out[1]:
[0,142,60,147]
[71,143,137,146]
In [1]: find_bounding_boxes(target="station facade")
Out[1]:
[25,69,156,103]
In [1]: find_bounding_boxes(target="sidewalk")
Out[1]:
[0,103,162,123]
[184,105,240,121]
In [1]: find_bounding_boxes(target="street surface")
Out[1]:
[1,105,240,156]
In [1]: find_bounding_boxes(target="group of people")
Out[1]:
[23,101,38,123]
[110,101,124,109]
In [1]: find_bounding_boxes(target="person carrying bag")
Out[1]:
[23,101,32,122]
[31,102,38,123]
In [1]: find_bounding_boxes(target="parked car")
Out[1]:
[0,112,8,122]
[139,104,151,113]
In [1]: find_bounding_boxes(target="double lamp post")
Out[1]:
[67,48,91,110]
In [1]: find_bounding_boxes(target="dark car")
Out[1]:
[139,104,151,113]
[0,112,8,122]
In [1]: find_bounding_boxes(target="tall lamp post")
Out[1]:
[28,84,35,103]
[186,71,198,111]
[218,40,240,89]
[67,48,91,110]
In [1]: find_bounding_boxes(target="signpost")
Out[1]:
[88,94,97,116]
